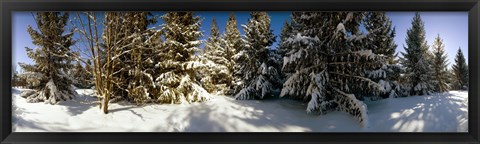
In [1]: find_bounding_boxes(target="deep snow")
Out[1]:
[12,88,468,132]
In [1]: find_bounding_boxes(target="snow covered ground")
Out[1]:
[12,88,468,132]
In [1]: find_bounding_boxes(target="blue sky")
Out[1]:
[387,12,468,67]
[12,12,468,72]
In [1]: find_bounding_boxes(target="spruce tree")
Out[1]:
[19,12,77,104]
[153,12,210,104]
[400,12,434,96]
[122,12,157,105]
[363,12,406,99]
[277,20,294,57]
[276,20,297,85]
[234,12,280,100]
[70,61,91,89]
[281,12,386,126]
[431,34,450,92]
[202,17,230,93]
[452,48,468,90]
[222,12,243,94]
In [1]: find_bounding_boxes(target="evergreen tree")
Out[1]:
[202,17,230,93]
[153,12,211,104]
[277,20,294,57]
[122,12,157,105]
[400,12,434,96]
[276,19,297,85]
[70,61,92,88]
[451,48,468,90]
[222,12,243,94]
[19,12,77,104]
[281,12,386,126]
[234,12,280,100]
[431,34,450,92]
[363,12,406,99]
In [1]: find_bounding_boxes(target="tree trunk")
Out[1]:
[103,93,109,114]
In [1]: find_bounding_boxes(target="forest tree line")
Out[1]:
[12,12,468,125]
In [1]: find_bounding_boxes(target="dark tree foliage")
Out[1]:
[281,12,386,126]
[362,12,406,99]
[451,48,468,90]
[400,12,434,96]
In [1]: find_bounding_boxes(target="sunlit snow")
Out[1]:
[12,88,468,132]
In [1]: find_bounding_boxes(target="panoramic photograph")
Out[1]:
[11,11,468,132]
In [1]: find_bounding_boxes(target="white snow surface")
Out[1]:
[12,88,468,132]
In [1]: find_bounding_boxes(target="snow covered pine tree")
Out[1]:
[222,13,243,95]
[451,48,468,90]
[153,12,211,104]
[400,12,435,96]
[281,12,387,127]
[363,12,406,99]
[430,34,450,92]
[276,19,298,85]
[116,12,157,105]
[234,12,281,100]
[70,61,93,89]
[19,12,77,104]
[202,17,231,94]
[277,20,294,58]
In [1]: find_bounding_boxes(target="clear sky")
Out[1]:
[387,12,468,67]
[12,12,468,72]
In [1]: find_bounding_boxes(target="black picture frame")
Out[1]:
[1,0,479,143]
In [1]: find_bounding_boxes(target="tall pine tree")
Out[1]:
[363,12,406,99]
[222,12,243,94]
[19,12,77,104]
[451,48,468,90]
[153,12,211,104]
[276,20,297,85]
[431,34,450,92]
[277,20,294,57]
[234,12,280,100]
[202,17,230,93]
[122,12,157,105]
[400,12,434,96]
